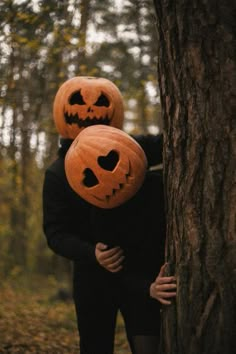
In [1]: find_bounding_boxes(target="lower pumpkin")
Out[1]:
[65,125,147,209]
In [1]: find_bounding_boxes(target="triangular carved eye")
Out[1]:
[98,150,119,171]
[83,168,99,187]
[69,91,85,105]
[94,94,110,107]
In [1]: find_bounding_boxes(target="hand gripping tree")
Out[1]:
[153,1,236,353]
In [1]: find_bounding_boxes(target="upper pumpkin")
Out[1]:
[53,76,124,139]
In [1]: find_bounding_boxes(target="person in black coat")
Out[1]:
[43,134,176,354]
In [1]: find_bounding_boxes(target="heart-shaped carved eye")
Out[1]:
[98,150,119,171]
[83,168,99,187]
[69,90,85,105]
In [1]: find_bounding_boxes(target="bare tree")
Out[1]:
[153,1,236,353]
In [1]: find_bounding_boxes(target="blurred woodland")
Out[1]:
[0,0,161,281]
[0,2,160,351]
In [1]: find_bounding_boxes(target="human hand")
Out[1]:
[150,263,177,305]
[95,242,125,273]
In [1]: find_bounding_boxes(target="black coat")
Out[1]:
[43,134,165,296]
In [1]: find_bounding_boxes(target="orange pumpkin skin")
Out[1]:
[65,125,147,209]
[53,76,124,139]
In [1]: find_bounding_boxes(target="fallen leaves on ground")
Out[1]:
[0,277,130,353]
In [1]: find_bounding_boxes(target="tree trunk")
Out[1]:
[153,1,236,353]
[77,0,91,64]
[137,83,149,134]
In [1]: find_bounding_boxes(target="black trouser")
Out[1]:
[73,267,161,354]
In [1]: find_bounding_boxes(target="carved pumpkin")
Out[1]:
[53,76,124,139]
[65,125,147,209]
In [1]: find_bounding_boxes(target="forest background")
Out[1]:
[0,1,160,352]
[0,0,161,280]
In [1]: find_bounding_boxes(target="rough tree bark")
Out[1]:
[153,1,236,353]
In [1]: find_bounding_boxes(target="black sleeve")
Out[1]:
[123,246,165,299]
[122,272,155,299]
[42,168,97,267]
[133,134,163,167]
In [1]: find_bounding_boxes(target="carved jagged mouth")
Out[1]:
[93,166,134,203]
[64,112,111,127]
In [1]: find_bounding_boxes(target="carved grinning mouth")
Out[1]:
[64,112,111,127]
[92,163,133,203]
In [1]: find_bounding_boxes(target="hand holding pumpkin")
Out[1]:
[150,263,177,305]
[95,242,125,273]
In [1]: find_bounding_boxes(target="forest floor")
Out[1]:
[0,275,130,353]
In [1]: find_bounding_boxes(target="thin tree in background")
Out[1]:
[153,1,236,353]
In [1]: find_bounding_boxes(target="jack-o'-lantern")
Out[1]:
[65,125,147,209]
[53,76,124,139]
